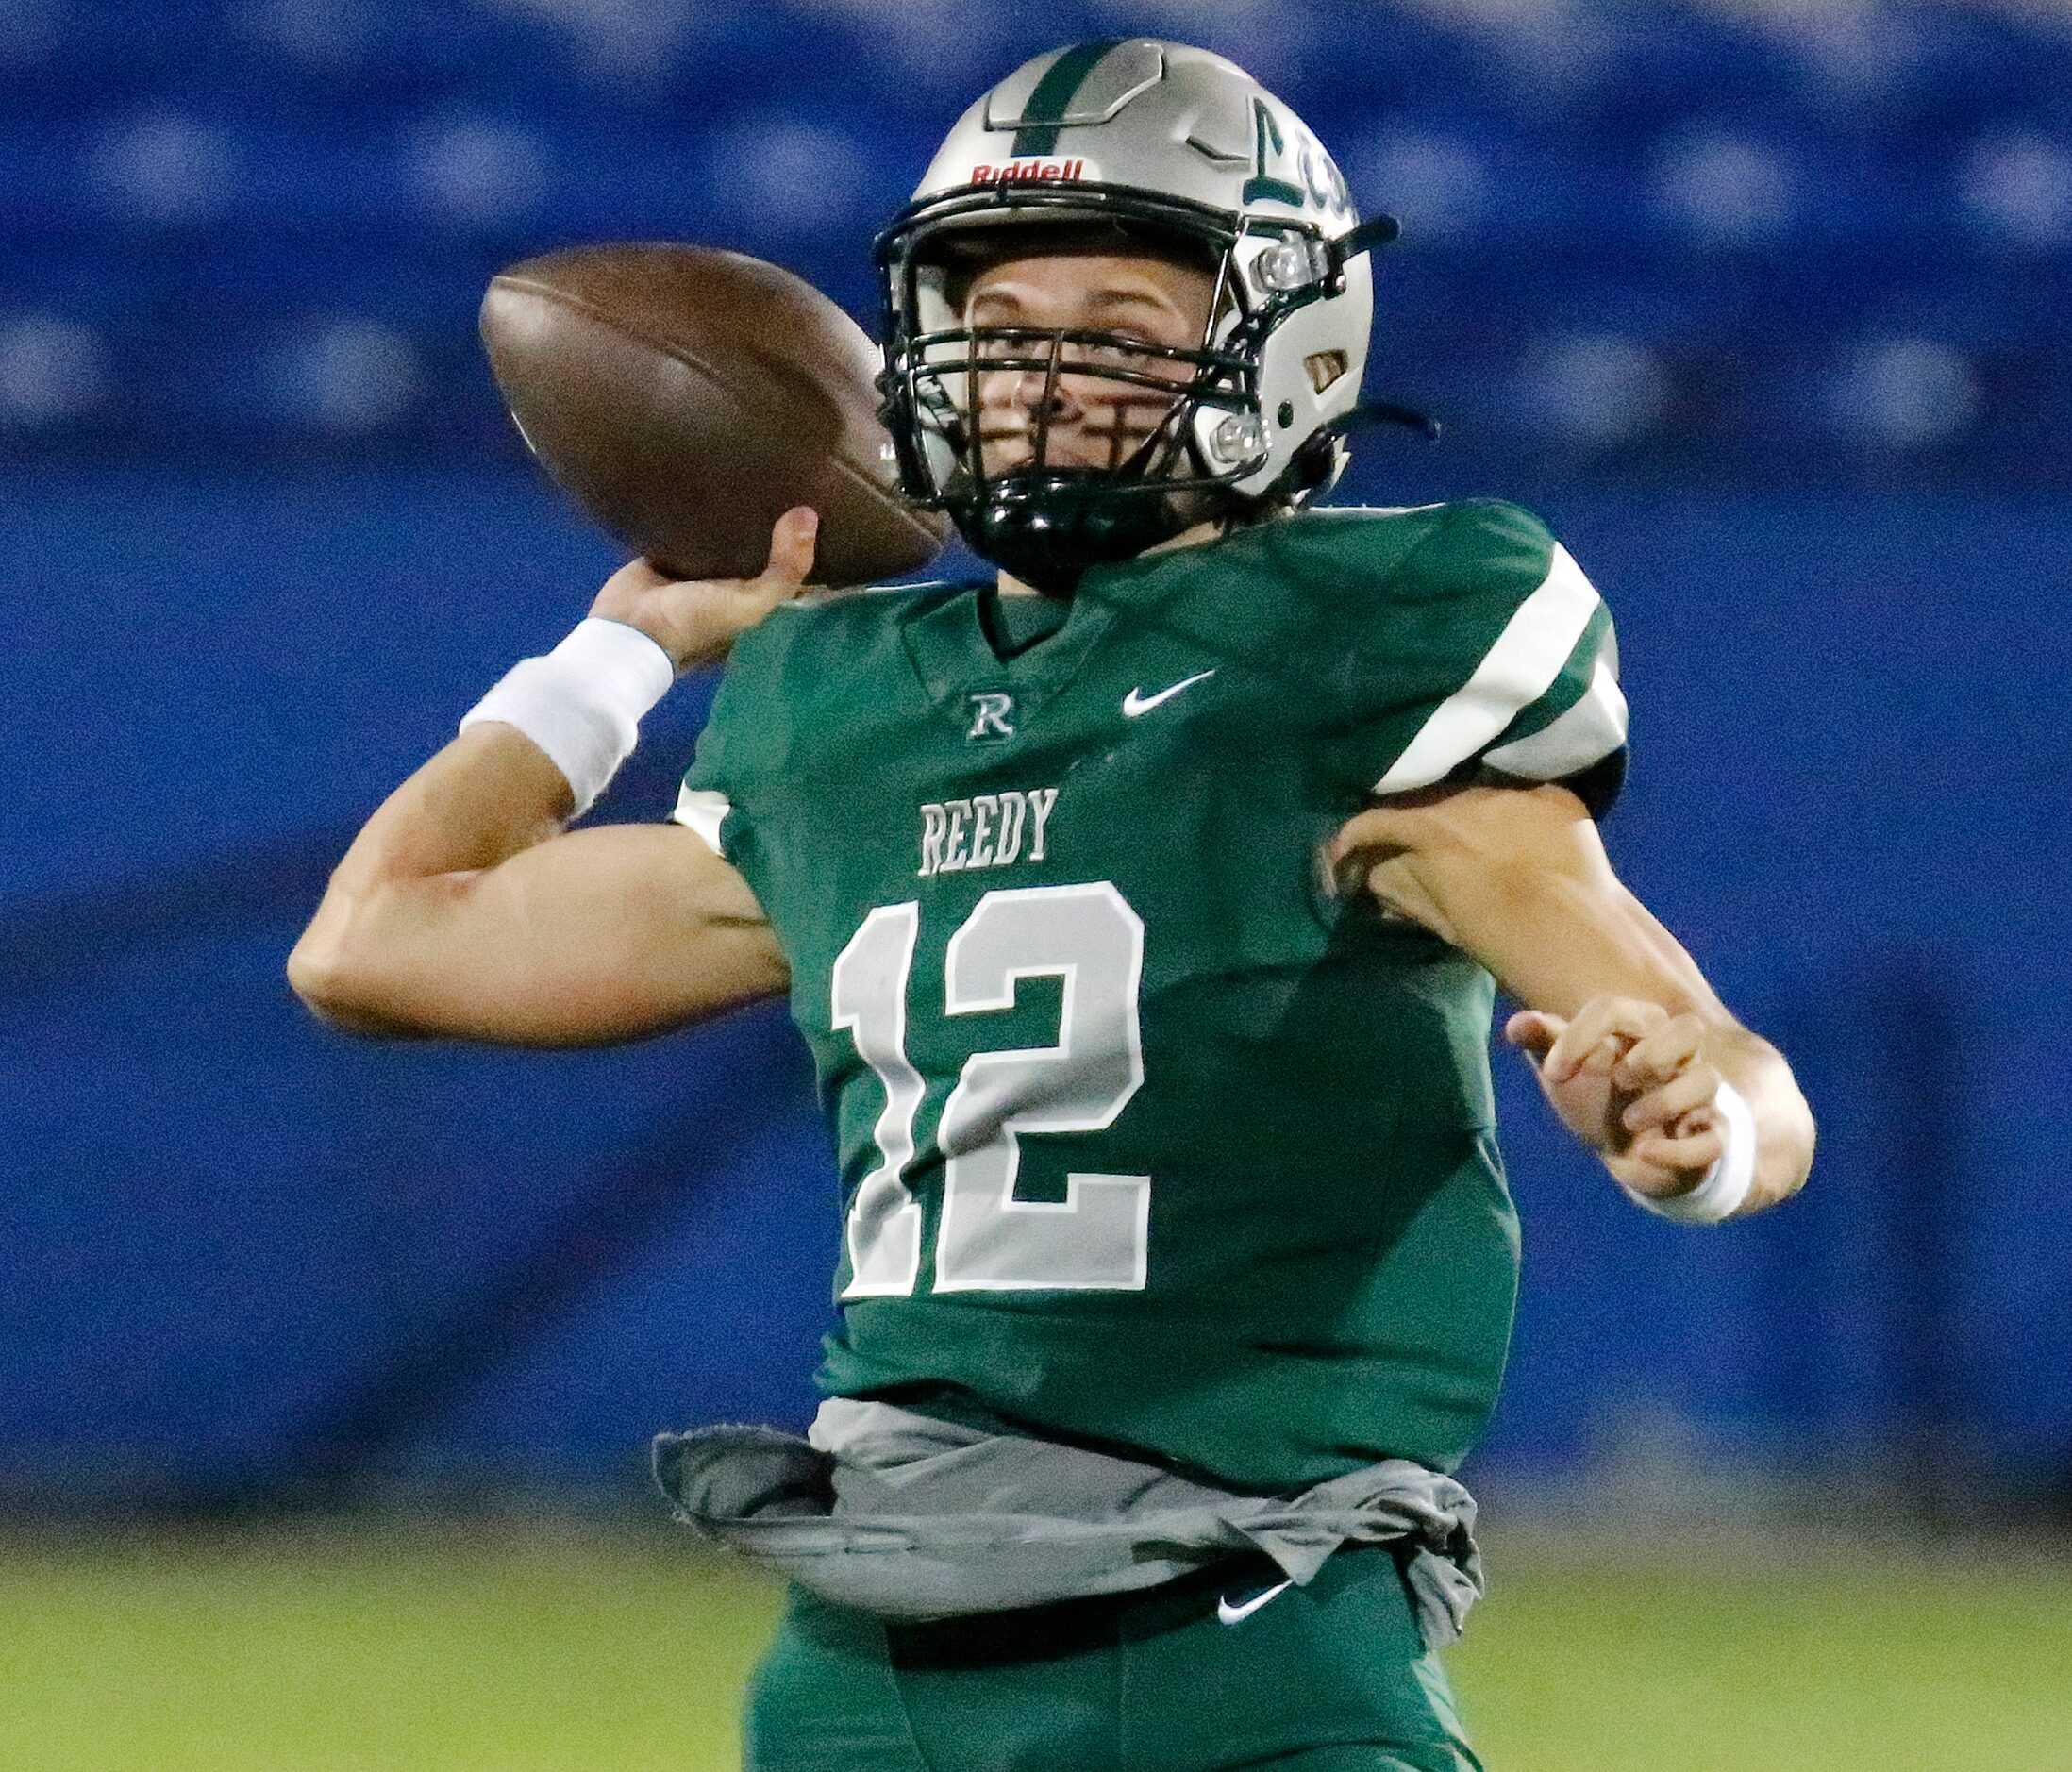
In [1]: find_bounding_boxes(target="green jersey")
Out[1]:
[674,500,1627,1492]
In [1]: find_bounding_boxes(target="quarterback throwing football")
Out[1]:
[293,41,1814,1772]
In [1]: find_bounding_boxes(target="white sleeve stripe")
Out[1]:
[672,785,732,853]
[1372,544,1603,795]
[1482,657,1629,781]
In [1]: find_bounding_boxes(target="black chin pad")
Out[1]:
[955,471,1206,595]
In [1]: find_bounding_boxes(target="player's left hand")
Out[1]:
[1504,997,1727,1199]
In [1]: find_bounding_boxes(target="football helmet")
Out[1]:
[875,39,1403,593]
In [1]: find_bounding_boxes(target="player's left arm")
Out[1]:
[1328,782,1815,1216]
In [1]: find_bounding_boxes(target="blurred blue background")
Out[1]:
[1,0,2065,1515]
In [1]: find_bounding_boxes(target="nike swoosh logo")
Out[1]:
[1122,669,1215,717]
[1216,1578,1293,1627]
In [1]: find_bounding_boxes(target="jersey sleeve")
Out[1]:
[669,617,788,862]
[1348,500,1629,816]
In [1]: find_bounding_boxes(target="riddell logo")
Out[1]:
[970,159,1088,184]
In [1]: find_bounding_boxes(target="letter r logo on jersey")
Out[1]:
[966,693,1016,741]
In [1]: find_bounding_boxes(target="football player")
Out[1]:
[291,41,1814,1772]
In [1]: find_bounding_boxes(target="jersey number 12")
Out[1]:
[829,882,1150,1296]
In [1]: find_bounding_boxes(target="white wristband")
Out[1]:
[460,617,676,814]
[1621,1078,1757,1225]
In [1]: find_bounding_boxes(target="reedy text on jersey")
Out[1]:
[918,789,1059,878]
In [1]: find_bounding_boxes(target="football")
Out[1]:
[479,243,949,586]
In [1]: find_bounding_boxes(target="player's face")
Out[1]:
[962,252,1216,476]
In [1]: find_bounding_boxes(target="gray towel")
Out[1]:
[653,1397,1483,1648]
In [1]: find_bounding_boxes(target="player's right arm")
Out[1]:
[287,734,786,1044]
[287,510,816,1045]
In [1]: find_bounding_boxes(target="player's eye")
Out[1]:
[974,326,1050,360]
[1073,333,1155,368]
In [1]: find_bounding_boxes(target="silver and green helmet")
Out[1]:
[875,39,1406,593]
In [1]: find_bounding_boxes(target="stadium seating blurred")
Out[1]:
[3,1,2067,1518]
[3,0,2069,485]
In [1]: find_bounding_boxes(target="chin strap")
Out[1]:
[1328,400,1442,443]
[1315,216,1439,447]
[1275,397,1438,509]
[1335,213,1403,264]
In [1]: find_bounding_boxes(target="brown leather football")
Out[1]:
[480,243,948,586]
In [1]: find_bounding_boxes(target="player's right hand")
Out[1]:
[589,506,818,672]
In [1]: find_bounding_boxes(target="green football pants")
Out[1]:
[743,1546,1483,1771]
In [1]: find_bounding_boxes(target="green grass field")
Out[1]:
[3,1519,2067,1770]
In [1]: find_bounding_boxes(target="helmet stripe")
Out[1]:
[1009,39,1127,158]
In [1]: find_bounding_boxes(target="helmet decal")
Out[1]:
[992,40,1163,155]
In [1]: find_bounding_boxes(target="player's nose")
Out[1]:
[1011,362,1079,420]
